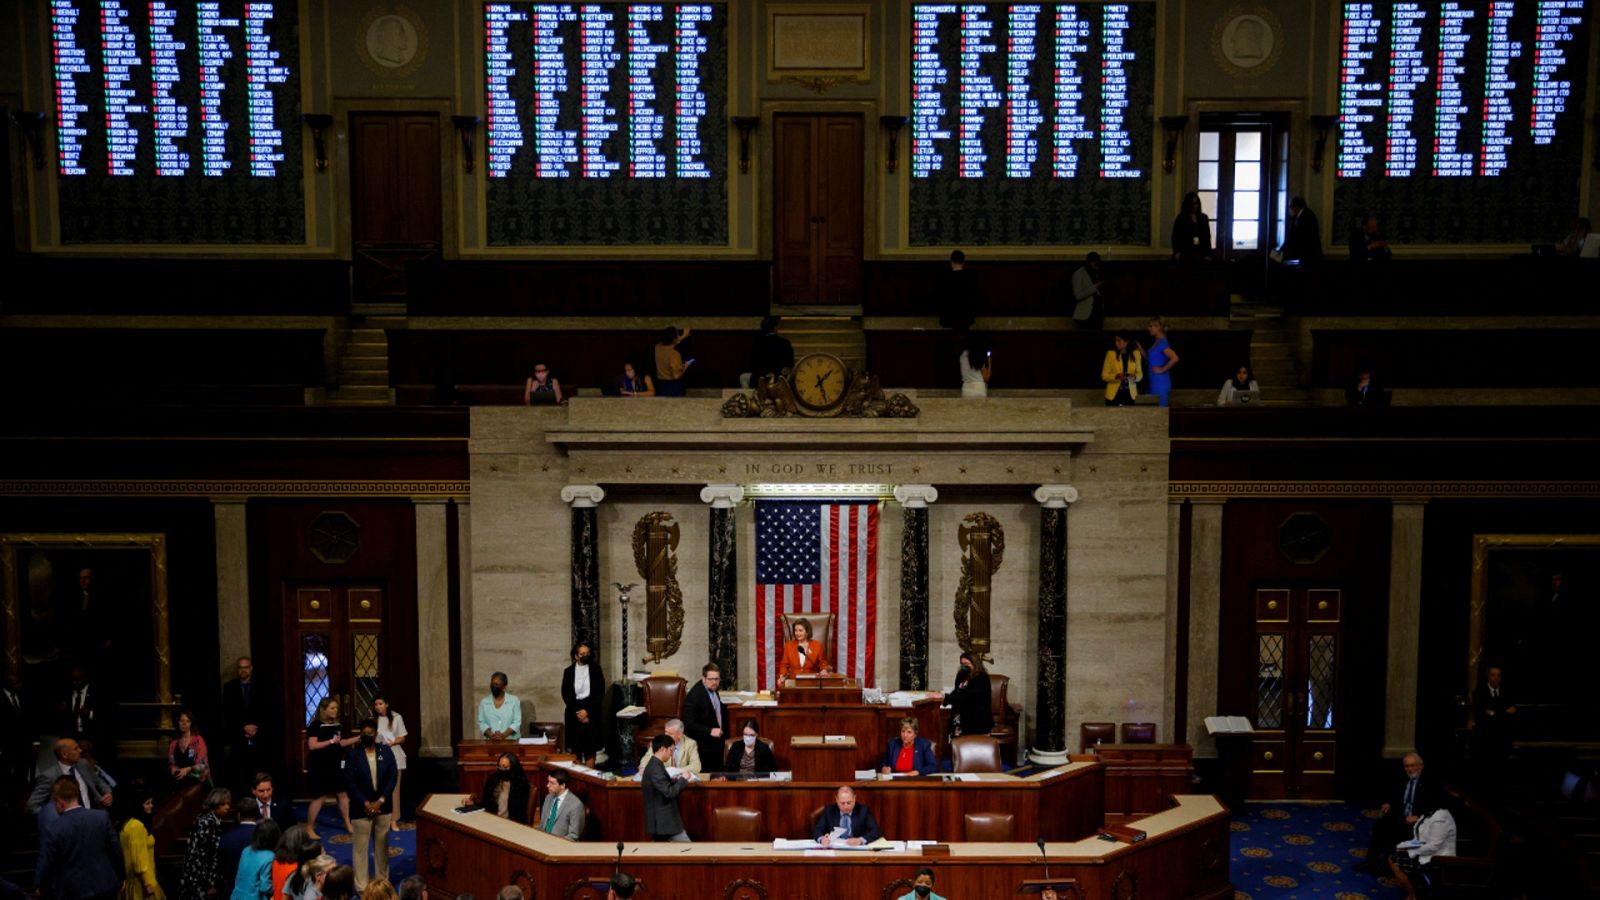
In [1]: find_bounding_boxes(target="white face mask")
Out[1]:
[743,735,756,747]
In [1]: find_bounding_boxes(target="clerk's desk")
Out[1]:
[415,792,1233,900]
[552,759,1105,844]
[701,681,945,773]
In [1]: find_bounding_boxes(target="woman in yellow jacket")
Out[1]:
[1101,333,1143,406]
[120,785,166,900]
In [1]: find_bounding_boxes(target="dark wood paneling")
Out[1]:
[1293,258,1600,315]
[864,329,1252,390]
[1098,744,1195,817]
[1311,328,1600,388]
[863,260,1232,317]
[2,258,350,315]
[351,112,443,301]
[820,116,864,305]
[404,260,771,316]
[774,116,816,304]
[774,114,865,306]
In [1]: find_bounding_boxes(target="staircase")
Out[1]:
[779,316,867,373]
[1232,303,1310,406]
[328,316,398,406]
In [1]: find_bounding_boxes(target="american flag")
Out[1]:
[755,499,879,691]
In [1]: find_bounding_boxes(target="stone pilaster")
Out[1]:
[561,485,605,659]
[413,498,453,757]
[701,485,745,688]
[212,499,250,675]
[893,484,938,690]
[1384,499,1427,757]
[1029,484,1078,764]
[1185,499,1225,757]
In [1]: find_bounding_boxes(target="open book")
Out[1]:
[1204,716,1254,735]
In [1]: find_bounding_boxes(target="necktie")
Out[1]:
[1491,688,1498,698]
[840,813,851,836]
[68,765,89,807]
[1404,778,1416,816]
[544,796,560,832]
[672,745,680,767]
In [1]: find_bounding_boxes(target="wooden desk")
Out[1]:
[416,792,1233,900]
[1095,743,1195,817]
[788,736,857,784]
[546,760,1104,844]
[456,740,573,799]
[727,698,942,771]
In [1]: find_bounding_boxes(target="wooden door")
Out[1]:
[774,114,863,306]
[349,112,442,303]
[285,583,390,777]
[1249,586,1342,799]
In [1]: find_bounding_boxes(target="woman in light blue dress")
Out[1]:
[1145,316,1180,407]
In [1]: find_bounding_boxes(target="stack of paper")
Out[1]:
[615,705,646,719]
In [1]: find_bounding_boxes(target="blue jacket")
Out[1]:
[230,846,276,900]
[35,806,124,900]
[344,744,399,818]
[881,736,938,775]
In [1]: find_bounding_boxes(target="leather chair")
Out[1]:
[988,674,1019,765]
[779,612,835,669]
[632,675,687,758]
[1121,722,1157,744]
[712,806,765,842]
[1080,722,1116,752]
[964,811,1016,842]
[529,720,563,748]
[951,735,1002,773]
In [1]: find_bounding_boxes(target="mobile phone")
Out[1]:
[986,351,992,357]
[686,358,697,365]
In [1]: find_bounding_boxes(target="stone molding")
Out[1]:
[892,484,939,508]
[699,484,746,508]
[560,484,606,507]
[1033,484,1080,508]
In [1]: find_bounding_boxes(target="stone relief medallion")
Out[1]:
[358,6,429,79]
[1211,7,1283,78]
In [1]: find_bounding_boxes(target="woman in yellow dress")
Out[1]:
[120,785,166,900]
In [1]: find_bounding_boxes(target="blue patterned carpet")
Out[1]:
[1230,803,1406,899]
[305,804,418,885]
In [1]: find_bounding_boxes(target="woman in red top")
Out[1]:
[777,618,828,682]
[879,717,938,776]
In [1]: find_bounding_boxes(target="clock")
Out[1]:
[308,512,361,564]
[791,353,850,414]
[1278,512,1331,565]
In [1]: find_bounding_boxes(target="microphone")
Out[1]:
[1037,837,1050,880]
[615,841,624,873]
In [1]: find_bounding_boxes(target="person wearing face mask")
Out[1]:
[560,643,605,766]
[477,673,522,741]
[343,720,397,891]
[894,867,945,900]
[934,652,993,739]
[474,753,530,824]
[720,720,775,777]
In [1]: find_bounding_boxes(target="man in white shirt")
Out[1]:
[27,738,112,818]
[536,769,586,840]
[1070,252,1104,330]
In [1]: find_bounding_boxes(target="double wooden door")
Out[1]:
[1249,586,1343,799]
[773,114,863,306]
[349,112,442,303]
[284,583,393,775]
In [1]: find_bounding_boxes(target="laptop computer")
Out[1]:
[1227,390,1261,407]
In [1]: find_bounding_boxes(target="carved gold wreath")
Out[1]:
[632,512,684,661]
[954,512,1004,656]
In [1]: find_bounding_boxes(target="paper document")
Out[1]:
[942,773,980,782]
[615,705,646,719]
[518,736,548,745]
[773,839,821,851]
[1204,716,1254,735]
[823,734,851,743]
[854,769,878,780]
[740,700,778,708]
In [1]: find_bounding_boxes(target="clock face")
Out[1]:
[791,353,849,411]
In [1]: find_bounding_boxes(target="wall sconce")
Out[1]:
[1158,115,1189,174]
[880,115,908,173]
[1309,115,1338,174]
[451,115,481,174]
[730,116,760,174]
[302,113,333,173]
[9,111,47,170]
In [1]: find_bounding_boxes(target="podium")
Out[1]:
[788,735,858,783]
[779,674,860,707]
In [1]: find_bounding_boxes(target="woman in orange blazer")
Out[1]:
[778,618,828,681]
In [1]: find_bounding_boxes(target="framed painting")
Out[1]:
[1469,534,1600,707]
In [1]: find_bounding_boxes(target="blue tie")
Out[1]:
[1404,779,1416,816]
[840,813,850,836]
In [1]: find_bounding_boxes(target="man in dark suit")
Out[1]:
[35,776,123,900]
[682,663,729,774]
[345,719,399,891]
[812,785,882,846]
[249,771,298,831]
[1473,665,1518,772]
[60,666,108,752]
[1365,752,1439,874]
[1,673,32,788]
[748,316,795,383]
[221,656,271,788]
[27,738,113,817]
[641,734,692,842]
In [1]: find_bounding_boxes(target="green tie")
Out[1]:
[544,795,560,832]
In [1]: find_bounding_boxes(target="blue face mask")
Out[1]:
[743,735,756,747]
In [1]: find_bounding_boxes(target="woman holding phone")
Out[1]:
[654,326,693,397]
[958,333,992,399]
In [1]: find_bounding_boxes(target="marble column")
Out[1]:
[561,485,606,659]
[413,498,453,758]
[455,500,475,743]
[1029,484,1078,765]
[702,485,745,688]
[1185,500,1225,758]
[1384,499,1427,757]
[212,499,250,674]
[893,485,938,690]
[1163,498,1184,748]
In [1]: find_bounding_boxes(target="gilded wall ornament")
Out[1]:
[954,512,1004,660]
[632,512,684,663]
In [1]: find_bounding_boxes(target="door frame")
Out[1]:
[330,98,458,261]
[758,99,881,270]
[1177,100,1309,248]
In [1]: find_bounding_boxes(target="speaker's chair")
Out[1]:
[779,612,835,674]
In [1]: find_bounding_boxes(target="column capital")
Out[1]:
[699,484,745,508]
[1033,484,1079,508]
[560,484,606,508]
[892,484,939,508]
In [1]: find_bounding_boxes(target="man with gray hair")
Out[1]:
[495,887,522,900]
[636,718,701,774]
[1364,752,1439,875]
[398,875,427,900]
